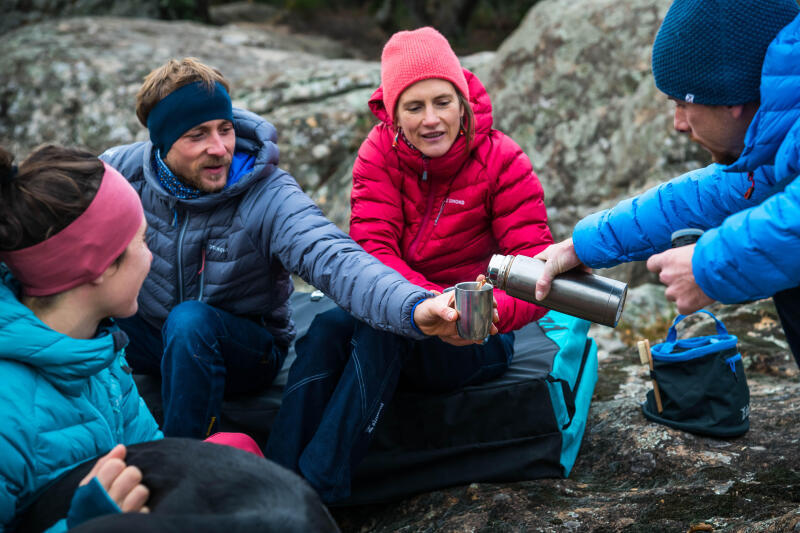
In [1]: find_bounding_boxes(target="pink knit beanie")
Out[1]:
[380,27,469,122]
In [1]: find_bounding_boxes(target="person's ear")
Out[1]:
[728,104,746,120]
[90,261,119,286]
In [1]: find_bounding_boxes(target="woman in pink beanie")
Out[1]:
[266,27,553,503]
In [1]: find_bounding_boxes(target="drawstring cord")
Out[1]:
[744,171,755,200]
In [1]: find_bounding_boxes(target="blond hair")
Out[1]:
[135,57,231,127]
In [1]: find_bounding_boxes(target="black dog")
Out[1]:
[16,438,340,532]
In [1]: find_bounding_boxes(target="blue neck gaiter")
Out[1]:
[154,149,204,199]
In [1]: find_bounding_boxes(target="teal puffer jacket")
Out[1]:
[0,268,162,532]
[573,13,800,303]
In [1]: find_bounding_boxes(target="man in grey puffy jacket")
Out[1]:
[100,57,469,439]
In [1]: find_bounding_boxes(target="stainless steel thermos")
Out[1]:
[486,254,628,327]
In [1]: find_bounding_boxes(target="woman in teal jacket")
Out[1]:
[0,144,162,531]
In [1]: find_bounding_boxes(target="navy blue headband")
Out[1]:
[147,81,234,155]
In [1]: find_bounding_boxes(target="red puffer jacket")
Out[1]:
[350,69,552,332]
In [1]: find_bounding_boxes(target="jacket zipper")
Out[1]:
[176,211,190,303]
[434,198,447,226]
[407,158,434,259]
[197,244,206,301]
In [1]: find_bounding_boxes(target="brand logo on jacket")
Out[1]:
[365,402,385,434]
[445,198,465,205]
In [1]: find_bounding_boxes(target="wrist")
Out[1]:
[67,477,122,529]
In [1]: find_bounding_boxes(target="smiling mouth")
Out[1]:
[421,132,445,140]
[203,165,228,177]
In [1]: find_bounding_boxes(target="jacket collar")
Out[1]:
[726,13,800,183]
[0,266,121,396]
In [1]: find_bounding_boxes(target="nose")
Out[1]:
[206,131,227,157]
[422,105,439,126]
[673,107,689,133]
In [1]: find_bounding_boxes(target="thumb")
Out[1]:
[439,294,457,321]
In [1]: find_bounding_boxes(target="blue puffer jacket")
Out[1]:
[573,13,800,303]
[101,108,430,346]
[0,268,162,532]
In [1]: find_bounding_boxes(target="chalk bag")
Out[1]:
[642,310,750,437]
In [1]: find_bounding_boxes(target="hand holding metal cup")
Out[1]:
[444,279,496,340]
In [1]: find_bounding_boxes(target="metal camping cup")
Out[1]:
[444,281,495,340]
[486,254,628,328]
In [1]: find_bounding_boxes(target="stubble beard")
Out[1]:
[185,156,231,192]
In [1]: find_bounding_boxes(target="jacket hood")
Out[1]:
[138,107,280,210]
[368,68,494,136]
[0,266,121,396]
[727,13,800,182]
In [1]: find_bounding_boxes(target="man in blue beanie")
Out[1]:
[99,57,475,440]
[534,0,800,364]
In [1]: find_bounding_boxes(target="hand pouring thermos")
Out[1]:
[486,254,628,327]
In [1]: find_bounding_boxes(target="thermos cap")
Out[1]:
[486,254,514,287]
[671,228,704,248]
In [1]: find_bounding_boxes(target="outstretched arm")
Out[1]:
[259,171,432,340]
[572,164,775,267]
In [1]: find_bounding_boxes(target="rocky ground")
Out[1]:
[333,290,800,532]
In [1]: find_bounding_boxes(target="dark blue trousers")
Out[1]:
[117,301,286,438]
[264,306,514,503]
[773,285,800,368]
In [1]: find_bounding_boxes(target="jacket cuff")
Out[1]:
[409,297,426,336]
[66,477,122,529]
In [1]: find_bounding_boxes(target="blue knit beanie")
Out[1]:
[652,0,799,105]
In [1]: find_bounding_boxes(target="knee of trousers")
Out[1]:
[295,307,356,363]
[162,300,224,341]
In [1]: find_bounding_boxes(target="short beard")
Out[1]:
[183,156,231,192]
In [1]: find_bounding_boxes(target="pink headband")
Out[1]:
[0,162,144,296]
